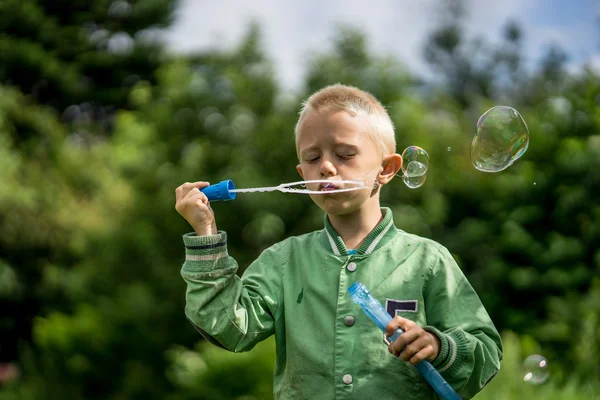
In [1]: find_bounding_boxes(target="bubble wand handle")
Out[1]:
[348,282,462,400]
[200,180,237,201]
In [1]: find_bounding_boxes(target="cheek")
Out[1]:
[301,164,319,175]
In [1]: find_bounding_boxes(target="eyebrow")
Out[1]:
[335,143,359,152]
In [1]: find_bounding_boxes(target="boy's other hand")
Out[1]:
[385,316,441,365]
[175,181,217,236]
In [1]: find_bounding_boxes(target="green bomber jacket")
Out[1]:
[180,208,502,399]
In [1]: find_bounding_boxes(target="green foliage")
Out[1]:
[166,337,275,400]
[536,278,600,381]
[476,332,600,400]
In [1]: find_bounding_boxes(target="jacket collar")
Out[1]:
[320,207,397,256]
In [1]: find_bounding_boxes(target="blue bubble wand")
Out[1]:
[348,282,462,400]
[200,179,367,201]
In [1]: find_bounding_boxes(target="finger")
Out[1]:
[409,346,435,365]
[399,336,431,362]
[176,181,211,199]
[388,329,420,356]
[176,190,209,214]
[182,187,209,204]
[176,182,192,196]
[194,197,210,209]
[184,189,209,206]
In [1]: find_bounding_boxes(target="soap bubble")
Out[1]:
[402,146,429,176]
[470,106,529,172]
[401,146,429,189]
[523,354,549,384]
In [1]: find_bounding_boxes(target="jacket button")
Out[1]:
[342,374,353,384]
[346,262,357,272]
[344,315,355,326]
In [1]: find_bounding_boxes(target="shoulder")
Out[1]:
[391,229,459,273]
[393,229,449,257]
[394,229,442,248]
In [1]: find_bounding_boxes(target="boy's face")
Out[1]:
[295,108,385,216]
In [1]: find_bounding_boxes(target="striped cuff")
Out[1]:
[424,326,468,375]
[182,231,230,272]
[424,326,450,369]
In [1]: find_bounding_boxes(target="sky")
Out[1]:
[163,0,600,90]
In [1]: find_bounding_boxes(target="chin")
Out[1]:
[312,196,362,216]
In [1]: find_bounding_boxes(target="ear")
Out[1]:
[296,164,304,179]
[378,153,402,185]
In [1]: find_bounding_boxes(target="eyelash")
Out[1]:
[306,154,355,163]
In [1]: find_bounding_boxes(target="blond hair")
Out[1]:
[294,84,396,157]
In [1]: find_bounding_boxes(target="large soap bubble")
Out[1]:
[470,106,529,172]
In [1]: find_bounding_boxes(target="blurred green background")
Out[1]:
[1,0,599,399]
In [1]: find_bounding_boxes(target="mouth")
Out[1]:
[319,182,339,192]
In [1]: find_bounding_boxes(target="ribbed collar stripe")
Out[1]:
[320,207,397,256]
[325,229,341,255]
[365,218,394,254]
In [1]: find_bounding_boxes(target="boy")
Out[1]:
[175,84,502,399]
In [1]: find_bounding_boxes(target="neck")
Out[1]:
[328,206,383,250]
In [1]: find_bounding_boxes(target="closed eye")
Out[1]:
[337,154,355,160]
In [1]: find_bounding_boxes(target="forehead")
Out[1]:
[296,108,373,148]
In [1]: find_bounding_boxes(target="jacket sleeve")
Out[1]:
[180,231,283,352]
[422,245,503,400]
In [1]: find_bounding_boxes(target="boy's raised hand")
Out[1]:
[175,181,217,236]
[385,316,441,365]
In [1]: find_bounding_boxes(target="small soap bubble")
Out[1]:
[403,174,427,189]
[447,147,451,151]
[401,146,429,189]
[523,354,549,384]
[533,182,536,186]
[406,160,428,178]
[470,106,529,172]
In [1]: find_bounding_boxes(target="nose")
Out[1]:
[319,158,337,177]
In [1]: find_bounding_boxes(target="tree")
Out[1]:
[0,0,177,117]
